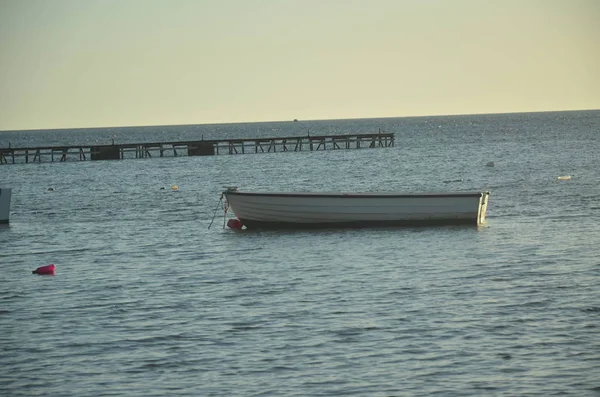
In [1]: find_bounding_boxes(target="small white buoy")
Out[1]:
[557,175,571,181]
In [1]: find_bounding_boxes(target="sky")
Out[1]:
[0,0,599,131]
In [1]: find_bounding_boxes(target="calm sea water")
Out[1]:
[1,111,599,396]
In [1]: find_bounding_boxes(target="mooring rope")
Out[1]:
[208,193,224,229]
[222,199,229,229]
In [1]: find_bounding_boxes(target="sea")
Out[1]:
[1,110,599,396]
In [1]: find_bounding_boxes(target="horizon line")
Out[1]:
[1,108,598,133]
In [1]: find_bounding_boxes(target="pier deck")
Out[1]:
[1,132,394,164]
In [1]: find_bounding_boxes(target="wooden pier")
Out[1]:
[0,132,394,165]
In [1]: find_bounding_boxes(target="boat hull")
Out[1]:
[224,191,489,229]
[0,188,11,224]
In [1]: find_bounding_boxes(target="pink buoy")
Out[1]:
[227,218,244,230]
[33,264,56,275]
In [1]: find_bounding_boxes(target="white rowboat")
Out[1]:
[223,188,489,229]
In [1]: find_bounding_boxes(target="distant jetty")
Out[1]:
[0,132,394,164]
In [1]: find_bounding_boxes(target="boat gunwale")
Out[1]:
[224,191,489,199]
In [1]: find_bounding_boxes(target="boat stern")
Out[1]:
[477,191,490,225]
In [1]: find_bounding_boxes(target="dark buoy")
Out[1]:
[33,264,56,275]
[227,218,244,230]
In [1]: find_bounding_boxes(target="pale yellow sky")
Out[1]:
[1,0,599,131]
